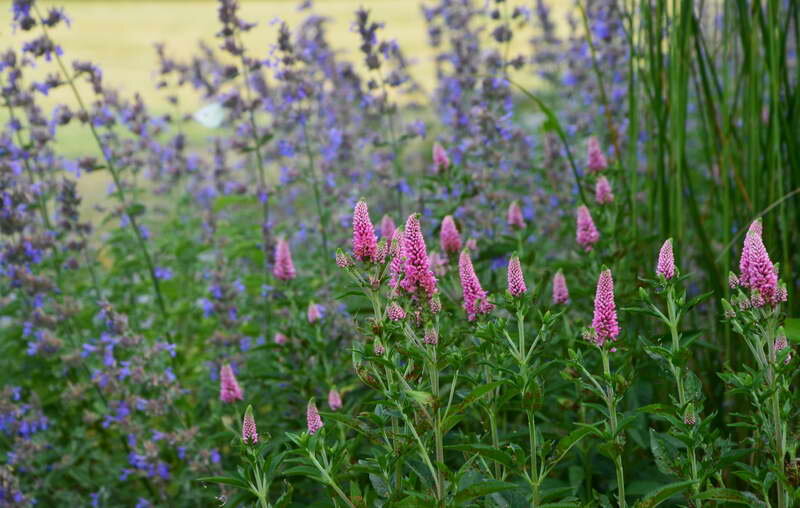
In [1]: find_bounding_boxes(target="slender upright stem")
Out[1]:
[34,6,167,319]
[300,121,330,265]
[601,348,626,508]
[430,348,445,500]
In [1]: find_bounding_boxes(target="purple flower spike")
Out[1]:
[552,270,569,304]
[507,201,526,229]
[380,215,396,240]
[219,364,244,404]
[576,206,600,252]
[595,176,614,204]
[328,389,342,411]
[307,400,323,435]
[400,214,438,298]
[242,405,258,444]
[591,269,619,346]
[387,302,406,321]
[656,239,676,280]
[507,256,527,297]
[440,215,462,254]
[352,200,378,262]
[459,250,494,321]
[273,238,297,281]
[587,136,608,172]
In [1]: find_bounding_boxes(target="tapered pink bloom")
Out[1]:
[507,201,526,229]
[507,256,527,297]
[739,222,779,305]
[273,238,296,281]
[400,214,438,297]
[328,389,342,411]
[273,332,288,345]
[352,200,378,262]
[219,364,244,404]
[388,228,405,289]
[656,239,676,279]
[576,206,600,251]
[380,215,396,240]
[433,142,450,172]
[387,302,406,321]
[587,136,608,172]
[591,269,620,346]
[242,405,259,444]
[459,250,494,321]
[307,401,324,435]
[552,270,569,304]
[307,303,322,323]
[440,215,462,254]
[595,176,614,204]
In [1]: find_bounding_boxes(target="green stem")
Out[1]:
[528,409,540,507]
[601,348,626,508]
[430,348,445,498]
[34,5,168,320]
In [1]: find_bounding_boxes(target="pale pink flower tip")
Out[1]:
[307,401,324,435]
[739,222,778,305]
[328,389,342,411]
[440,215,462,254]
[591,269,619,346]
[656,239,676,280]
[219,364,244,404]
[400,214,438,297]
[352,200,379,262]
[380,215,396,240]
[273,238,297,281]
[507,256,527,297]
[273,332,288,345]
[242,405,259,444]
[587,136,608,172]
[459,250,494,321]
[576,206,600,252]
[307,303,323,323]
[507,201,526,229]
[595,176,614,205]
[387,302,406,321]
[552,270,569,304]
[432,142,450,172]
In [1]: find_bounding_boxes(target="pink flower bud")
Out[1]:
[440,215,462,254]
[576,206,600,252]
[595,176,614,204]
[591,269,619,346]
[307,303,322,324]
[220,364,244,404]
[507,201,526,229]
[387,302,406,321]
[459,250,494,321]
[307,400,323,435]
[242,405,259,444]
[656,239,676,280]
[380,215,396,240]
[587,136,608,172]
[352,200,378,262]
[432,142,450,172]
[328,389,342,411]
[273,238,297,281]
[552,270,569,304]
[507,256,527,297]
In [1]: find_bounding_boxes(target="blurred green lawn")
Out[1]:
[1,0,567,211]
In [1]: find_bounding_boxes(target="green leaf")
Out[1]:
[454,479,518,503]
[634,480,697,508]
[445,443,514,468]
[784,318,800,342]
[694,488,764,506]
[649,430,679,476]
[460,380,504,409]
[556,426,598,455]
[196,476,249,489]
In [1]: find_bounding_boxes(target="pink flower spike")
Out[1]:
[739,223,779,305]
[552,270,569,304]
[273,332,288,345]
[656,238,676,280]
[219,364,244,404]
[352,200,378,262]
[273,238,296,281]
[587,136,608,172]
[432,142,450,172]
[328,389,342,411]
[440,215,462,254]
[387,302,406,321]
[459,250,494,321]
[388,228,405,289]
[380,215,396,240]
[307,303,322,324]
[507,201,526,229]
[576,206,600,252]
[242,405,259,444]
[591,269,620,346]
[307,400,324,435]
[595,176,614,205]
[507,256,527,297]
[738,220,764,289]
[400,214,438,297]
